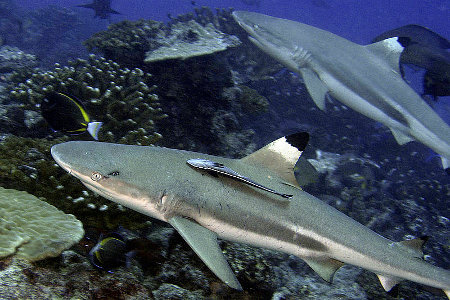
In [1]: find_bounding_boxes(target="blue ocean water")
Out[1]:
[1,1,449,299]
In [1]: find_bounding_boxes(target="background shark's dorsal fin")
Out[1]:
[365,37,404,75]
[241,132,309,187]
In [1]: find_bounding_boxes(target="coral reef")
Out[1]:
[83,14,267,157]
[84,19,166,67]
[0,46,38,72]
[0,187,84,261]
[9,55,166,145]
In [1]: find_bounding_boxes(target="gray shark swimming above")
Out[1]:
[51,133,450,296]
[232,11,450,171]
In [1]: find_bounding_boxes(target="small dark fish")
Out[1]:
[78,0,120,20]
[89,233,130,270]
[187,158,293,199]
[41,92,102,140]
[372,25,450,100]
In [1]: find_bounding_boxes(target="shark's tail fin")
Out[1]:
[241,132,318,187]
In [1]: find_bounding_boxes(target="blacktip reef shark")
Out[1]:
[51,133,450,296]
[232,11,450,172]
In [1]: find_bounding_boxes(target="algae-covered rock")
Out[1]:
[0,187,84,261]
[144,20,241,62]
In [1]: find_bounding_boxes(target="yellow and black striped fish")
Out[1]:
[41,92,102,140]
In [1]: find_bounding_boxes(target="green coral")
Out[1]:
[9,55,167,145]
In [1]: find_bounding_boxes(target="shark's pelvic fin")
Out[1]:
[168,216,243,290]
[241,132,309,187]
[365,37,404,75]
[303,257,345,282]
[390,127,414,145]
[299,68,329,111]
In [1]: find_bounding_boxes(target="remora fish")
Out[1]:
[232,11,450,171]
[51,133,450,295]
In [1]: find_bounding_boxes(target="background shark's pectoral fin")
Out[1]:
[299,68,328,111]
[168,216,242,290]
[303,257,344,282]
[390,128,414,145]
[377,274,402,291]
[365,37,404,75]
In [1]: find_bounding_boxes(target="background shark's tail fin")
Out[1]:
[241,132,310,187]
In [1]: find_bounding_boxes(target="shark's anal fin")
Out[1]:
[365,37,404,75]
[303,257,344,282]
[168,216,243,290]
[299,68,328,111]
[377,274,402,291]
[390,127,414,145]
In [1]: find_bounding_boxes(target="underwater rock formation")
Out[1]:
[9,54,166,145]
[83,13,267,157]
[0,187,84,261]
[144,20,241,62]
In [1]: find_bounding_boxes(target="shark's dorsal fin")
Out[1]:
[365,37,404,75]
[168,216,242,290]
[299,68,329,111]
[303,257,344,282]
[241,132,309,187]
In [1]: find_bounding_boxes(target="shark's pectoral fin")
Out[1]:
[299,68,328,111]
[390,128,414,145]
[377,274,402,291]
[365,37,404,75]
[303,257,344,282]
[168,216,242,290]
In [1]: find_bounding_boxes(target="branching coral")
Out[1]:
[9,55,167,145]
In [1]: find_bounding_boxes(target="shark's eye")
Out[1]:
[91,171,103,181]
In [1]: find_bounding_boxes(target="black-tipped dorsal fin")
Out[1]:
[365,37,404,75]
[241,132,309,187]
